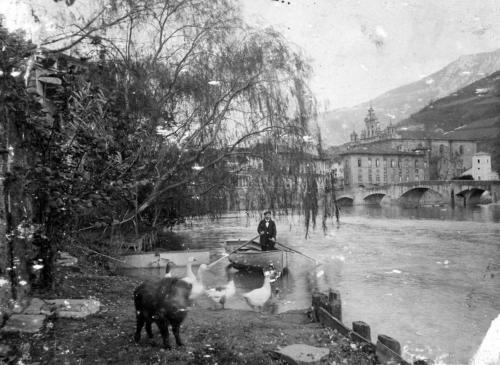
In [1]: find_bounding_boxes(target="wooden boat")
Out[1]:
[226,240,289,273]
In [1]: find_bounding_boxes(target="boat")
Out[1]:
[226,239,289,273]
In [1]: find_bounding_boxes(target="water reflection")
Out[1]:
[341,203,500,222]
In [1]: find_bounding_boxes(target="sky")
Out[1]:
[242,0,500,110]
[3,0,500,111]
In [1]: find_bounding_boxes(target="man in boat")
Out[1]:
[257,211,276,251]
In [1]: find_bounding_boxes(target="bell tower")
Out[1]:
[364,104,380,138]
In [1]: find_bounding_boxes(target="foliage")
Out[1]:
[0,0,331,292]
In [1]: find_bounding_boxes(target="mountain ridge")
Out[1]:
[318,48,500,146]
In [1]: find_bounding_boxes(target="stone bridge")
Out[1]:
[336,180,500,207]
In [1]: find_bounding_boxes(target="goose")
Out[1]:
[205,264,236,309]
[181,257,205,299]
[164,260,175,278]
[242,271,272,312]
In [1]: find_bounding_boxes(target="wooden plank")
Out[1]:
[317,307,350,337]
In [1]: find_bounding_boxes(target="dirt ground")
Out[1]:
[2,262,377,365]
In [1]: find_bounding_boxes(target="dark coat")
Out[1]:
[257,219,277,251]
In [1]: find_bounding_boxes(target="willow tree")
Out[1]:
[1,0,325,293]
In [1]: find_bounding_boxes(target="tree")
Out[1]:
[1,1,321,292]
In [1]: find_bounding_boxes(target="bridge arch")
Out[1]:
[399,187,444,207]
[336,195,354,207]
[363,193,386,205]
[456,188,490,206]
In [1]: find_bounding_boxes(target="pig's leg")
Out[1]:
[157,319,170,349]
[172,322,183,347]
[145,320,153,339]
[134,313,145,343]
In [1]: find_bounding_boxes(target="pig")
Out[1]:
[133,277,192,349]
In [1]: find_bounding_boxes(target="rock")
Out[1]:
[0,344,13,357]
[0,314,47,334]
[44,299,100,318]
[471,313,500,365]
[272,344,330,364]
[56,252,78,267]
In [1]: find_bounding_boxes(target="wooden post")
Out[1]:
[328,289,342,321]
[376,334,405,364]
[352,321,371,342]
[377,334,401,355]
[450,189,455,209]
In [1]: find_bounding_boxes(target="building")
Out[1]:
[461,152,499,180]
[346,107,478,180]
[341,145,428,187]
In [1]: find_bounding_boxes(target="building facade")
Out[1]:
[347,107,478,180]
[341,146,428,187]
[470,152,499,180]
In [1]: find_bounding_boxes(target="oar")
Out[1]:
[275,241,322,266]
[208,234,260,268]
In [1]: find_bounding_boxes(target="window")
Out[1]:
[459,145,464,154]
[358,158,362,167]
[376,159,380,167]
[384,159,387,167]
[391,160,395,168]
[368,158,372,167]
[478,159,480,163]
[439,145,444,155]
[398,160,401,168]
[415,160,418,168]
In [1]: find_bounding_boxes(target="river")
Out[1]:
[125,204,500,365]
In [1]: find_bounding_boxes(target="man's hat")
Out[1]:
[263,210,271,215]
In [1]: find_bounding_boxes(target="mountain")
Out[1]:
[318,48,500,146]
[399,70,500,159]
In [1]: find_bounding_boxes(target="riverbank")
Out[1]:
[2,260,376,364]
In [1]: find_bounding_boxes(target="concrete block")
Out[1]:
[0,314,46,334]
[44,299,100,318]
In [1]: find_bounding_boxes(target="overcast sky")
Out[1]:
[4,0,500,111]
[242,0,500,110]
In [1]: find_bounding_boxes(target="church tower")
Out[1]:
[364,105,380,138]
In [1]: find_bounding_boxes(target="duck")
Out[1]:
[164,260,175,278]
[242,270,272,312]
[205,264,236,309]
[181,257,205,299]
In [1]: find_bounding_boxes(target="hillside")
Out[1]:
[400,70,500,140]
[318,48,500,146]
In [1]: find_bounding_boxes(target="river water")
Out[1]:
[124,204,500,365]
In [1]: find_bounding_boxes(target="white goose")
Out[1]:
[243,271,272,312]
[205,264,236,309]
[181,257,205,299]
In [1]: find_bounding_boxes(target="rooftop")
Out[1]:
[339,145,421,156]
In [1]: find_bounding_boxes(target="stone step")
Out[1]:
[0,314,46,334]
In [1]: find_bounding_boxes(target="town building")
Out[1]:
[340,145,428,187]
[346,106,478,180]
[461,152,499,180]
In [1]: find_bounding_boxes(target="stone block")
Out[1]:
[0,314,46,334]
[272,344,330,365]
[22,298,54,316]
[44,299,100,318]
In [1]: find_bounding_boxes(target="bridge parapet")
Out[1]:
[337,180,500,206]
